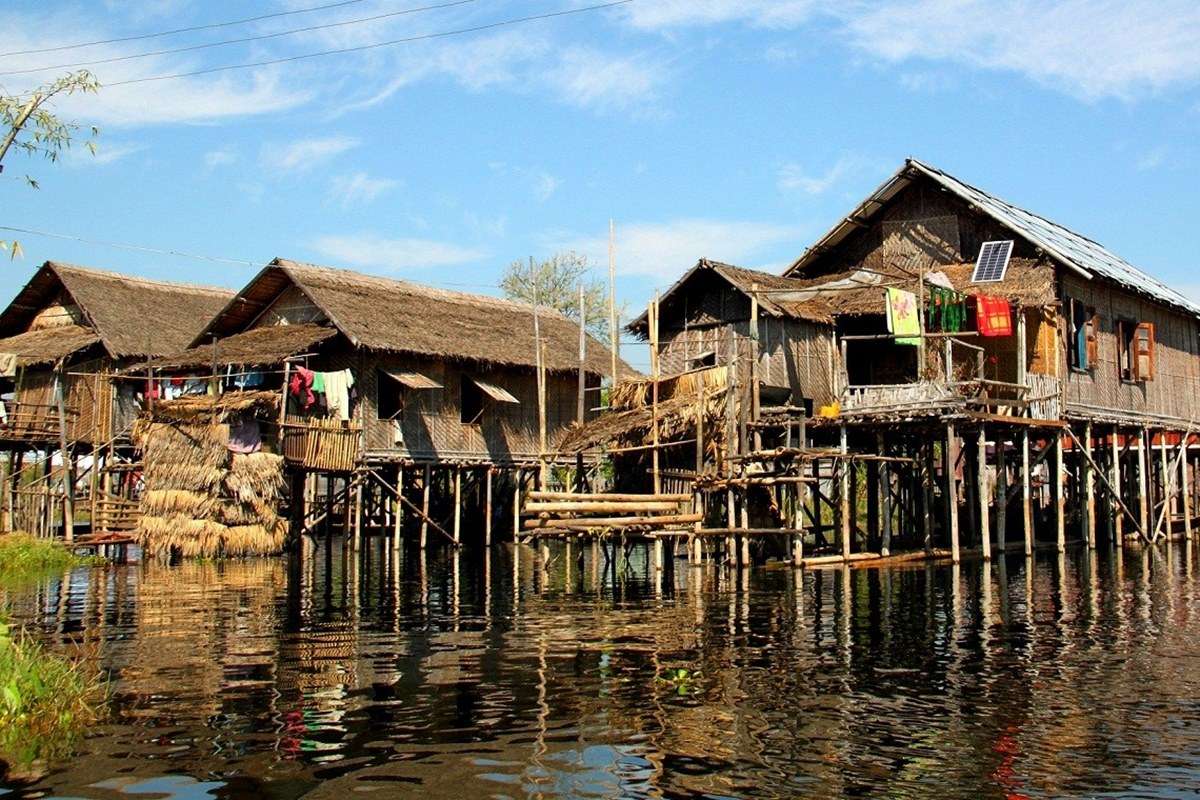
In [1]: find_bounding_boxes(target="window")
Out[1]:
[377,370,403,420]
[1066,298,1098,372]
[1117,320,1155,382]
[688,350,717,369]
[461,376,484,424]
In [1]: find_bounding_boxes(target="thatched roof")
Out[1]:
[0,262,233,362]
[0,324,102,368]
[136,323,339,371]
[628,259,833,337]
[777,257,1056,317]
[787,158,1200,318]
[196,258,637,377]
[142,390,280,423]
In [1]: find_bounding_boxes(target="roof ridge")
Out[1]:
[47,261,234,296]
[274,258,574,320]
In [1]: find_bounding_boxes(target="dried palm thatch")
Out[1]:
[142,390,280,424]
[134,414,287,558]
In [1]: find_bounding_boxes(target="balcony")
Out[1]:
[280,416,363,472]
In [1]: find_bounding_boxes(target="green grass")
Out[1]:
[0,533,98,586]
[0,613,106,773]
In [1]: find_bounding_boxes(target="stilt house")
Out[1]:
[0,261,233,536]
[557,158,1200,569]
[132,257,631,554]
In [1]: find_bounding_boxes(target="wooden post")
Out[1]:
[1182,436,1193,539]
[1137,427,1149,536]
[749,283,761,452]
[977,426,991,560]
[877,432,892,557]
[393,465,404,548]
[52,370,73,542]
[1083,422,1095,548]
[1159,429,1173,535]
[421,464,431,548]
[996,435,1007,551]
[1022,430,1033,556]
[1111,428,1124,544]
[453,466,462,546]
[946,423,960,563]
[512,468,522,540]
[485,467,494,547]
[793,479,805,567]
[352,475,363,550]
[0,452,9,533]
[532,259,548,489]
[1054,431,1066,552]
[839,424,850,561]
[650,292,661,494]
[1016,308,1027,388]
[922,441,935,555]
[577,283,587,424]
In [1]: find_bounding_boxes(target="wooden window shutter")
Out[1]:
[1134,322,1155,380]
[1085,312,1099,368]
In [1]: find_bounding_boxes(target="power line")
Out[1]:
[0,224,259,266]
[102,0,632,87]
[0,0,478,78]
[0,0,376,59]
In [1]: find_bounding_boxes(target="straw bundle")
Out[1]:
[610,366,729,411]
[135,412,288,558]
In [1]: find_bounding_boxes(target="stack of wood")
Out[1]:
[521,490,698,535]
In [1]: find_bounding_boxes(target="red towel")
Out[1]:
[976,295,1012,337]
[289,366,315,409]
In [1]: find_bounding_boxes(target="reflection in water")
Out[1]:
[4,539,1200,798]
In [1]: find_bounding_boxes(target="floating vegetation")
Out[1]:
[0,533,98,587]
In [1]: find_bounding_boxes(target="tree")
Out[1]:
[0,70,100,259]
[500,251,618,340]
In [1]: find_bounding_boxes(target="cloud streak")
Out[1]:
[261,136,359,174]
[310,232,488,271]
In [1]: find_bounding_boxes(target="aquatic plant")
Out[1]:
[0,612,106,774]
[656,667,701,696]
[0,533,98,586]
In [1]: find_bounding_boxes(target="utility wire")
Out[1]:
[101,0,632,87]
[0,224,258,265]
[0,0,376,58]
[0,0,478,78]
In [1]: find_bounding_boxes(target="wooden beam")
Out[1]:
[945,423,960,563]
[977,426,991,561]
[1083,422,1095,548]
[1022,429,1033,556]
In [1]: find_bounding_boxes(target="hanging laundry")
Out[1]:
[231,370,266,390]
[975,295,1013,337]
[183,378,208,396]
[289,366,315,410]
[227,419,262,454]
[930,286,967,333]
[311,371,326,394]
[886,288,921,346]
[321,369,355,420]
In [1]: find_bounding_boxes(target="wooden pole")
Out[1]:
[485,467,494,547]
[1083,422,1095,548]
[420,464,430,548]
[532,258,548,489]
[877,432,892,557]
[1016,308,1027,388]
[1137,426,1149,536]
[608,219,618,395]
[749,283,761,452]
[650,291,661,495]
[1054,431,1066,552]
[352,474,363,550]
[512,469,522,540]
[1159,429,1174,534]
[977,426,991,561]
[1111,427,1124,544]
[1022,429,1033,556]
[946,423,960,563]
[922,441,934,555]
[839,424,850,561]
[453,466,462,546]
[996,435,1007,551]
[577,283,586,424]
[52,369,73,543]
[393,465,404,548]
[1182,436,1193,539]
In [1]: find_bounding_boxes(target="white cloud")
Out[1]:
[533,171,561,201]
[65,140,143,166]
[261,136,359,174]
[625,0,818,29]
[310,233,487,271]
[204,148,238,169]
[778,155,865,195]
[545,47,666,111]
[329,171,398,207]
[489,162,561,202]
[840,0,1200,101]
[1136,145,1169,171]
[548,219,802,279]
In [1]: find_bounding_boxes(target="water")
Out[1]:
[4,538,1200,799]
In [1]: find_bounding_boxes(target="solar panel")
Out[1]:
[971,240,1013,283]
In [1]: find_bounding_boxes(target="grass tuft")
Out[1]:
[0,533,98,586]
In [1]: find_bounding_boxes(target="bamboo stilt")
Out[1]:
[485,467,494,547]
[453,466,462,545]
[1022,430,1033,556]
[839,425,850,561]
[1111,428,1123,544]
[996,435,1007,552]
[977,426,990,561]
[1083,422,1095,548]
[1054,432,1065,552]
[421,464,431,549]
[946,423,960,564]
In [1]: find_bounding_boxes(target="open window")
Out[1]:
[460,376,519,424]
[688,350,717,369]
[1117,320,1155,382]
[1066,298,1098,372]
[377,369,440,419]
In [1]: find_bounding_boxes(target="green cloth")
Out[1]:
[927,286,966,333]
[886,288,921,346]
[312,371,326,393]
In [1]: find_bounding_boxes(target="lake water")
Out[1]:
[4,538,1200,799]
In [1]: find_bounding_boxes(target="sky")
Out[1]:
[3,0,1200,365]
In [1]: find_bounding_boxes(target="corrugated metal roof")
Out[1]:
[786,159,1200,318]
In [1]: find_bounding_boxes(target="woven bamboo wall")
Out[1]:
[1060,272,1200,423]
[356,351,584,462]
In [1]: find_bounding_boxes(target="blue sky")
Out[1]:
[3,0,1200,352]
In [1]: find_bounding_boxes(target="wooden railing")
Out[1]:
[2,401,78,441]
[281,417,363,473]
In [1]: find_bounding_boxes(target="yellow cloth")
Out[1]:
[886,288,921,346]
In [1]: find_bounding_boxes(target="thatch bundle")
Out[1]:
[134,414,287,558]
[610,366,729,411]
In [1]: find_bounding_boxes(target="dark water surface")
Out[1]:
[4,538,1200,799]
